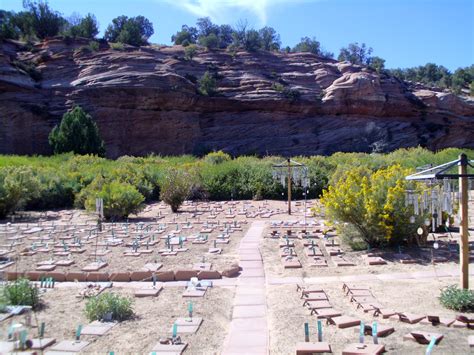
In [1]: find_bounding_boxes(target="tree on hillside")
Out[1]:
[67,13,99,39]
[338,42,373,65]
[13,0,66,39]
[259,26,280,51]
[171,25,198,46]
[0,10,20,40]
[104,15,153,46]
[368,56,385,74]
[293,36,320,54]
[292,36,333,58]
[48,106,105,156]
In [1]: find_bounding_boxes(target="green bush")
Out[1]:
[204,151,231,165]
[12,60,42,81]
[198,71,217,96]
[440,285,474,312]
[88,40,100,52]
[84,181,144,220]
[184,44,197,60]
[84,292,134,322]
[49,106,105,156]
[109,42,124,51]
[2,278,40,309]
[160,168,195,212]
[0,166,41,218]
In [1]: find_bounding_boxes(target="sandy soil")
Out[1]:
[267,277,474,355]
[0,285,234,354]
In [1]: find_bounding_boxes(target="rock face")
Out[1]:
[1,37,473,158]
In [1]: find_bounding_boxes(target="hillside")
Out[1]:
[1,37,473,158]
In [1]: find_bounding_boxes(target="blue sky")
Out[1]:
[2,0,473,71]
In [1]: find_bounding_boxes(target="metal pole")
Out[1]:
[287,159,292,215]
[459,153,469,289]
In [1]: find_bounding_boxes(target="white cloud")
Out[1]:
[163,0,310,25]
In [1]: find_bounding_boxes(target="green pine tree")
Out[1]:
[48,106,105,156]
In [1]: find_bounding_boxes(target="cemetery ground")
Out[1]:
[0,199,473,354]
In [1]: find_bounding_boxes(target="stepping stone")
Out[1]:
[342,343,385,354]
[329,315,361,328]
[82,262,108,272]
[81,321,116,336]
[233,305,266,318]
[151,342,187,354]
[296,341,332,354]
[135,286,163,298]
[48,340,90,352]
[171,317,203,334]
[30,338,56,350]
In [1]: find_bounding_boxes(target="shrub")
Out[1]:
[271,82,284,92]
[49,106,105,156]
[319,165,425,248]
[84,292,134,322]
[84,181,144,220]
[0,166,41,218]
[283,88,301,101]
[160,168,195,212]
[88,40,100,52]
[12,60,42,81]
[2,278,40,309]
[198,71,217,96]
[204,151,231,165]
[104,15,154,46]
[440,285,474,312]
[184,44,197,60]
[110,42,124,51]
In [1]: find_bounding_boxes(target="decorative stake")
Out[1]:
[359,321,365,343]
[317,320,323,342]
[304,322,309,342]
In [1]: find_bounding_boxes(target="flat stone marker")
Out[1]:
[30,337,56,350]
[55,259,75,266]
[208,248,222,254]
[151,342,188,354]
[123,251,141,257]
[135,286,163,298]
[0,262,14,269]
[182,288,206,297]
[0,341,14,353]
[36,264,56,271]
[296,341,332,354]
[142,263,163,272]
[329,315,360,328]
[342,343,385,354]
[48,340,90,352]
[171,317,203,334]
[81,321,116,336]
[82,262,108,272]
[193,263,212,271]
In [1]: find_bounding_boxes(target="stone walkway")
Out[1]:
[222,221,268,355]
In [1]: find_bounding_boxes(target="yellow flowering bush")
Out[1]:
[319,164,423,249]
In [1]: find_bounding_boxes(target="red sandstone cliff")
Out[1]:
[1,37,473,158]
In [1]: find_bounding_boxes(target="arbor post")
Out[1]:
[459,153,469,289]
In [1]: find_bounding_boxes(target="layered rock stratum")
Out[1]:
[1,37,473,158]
